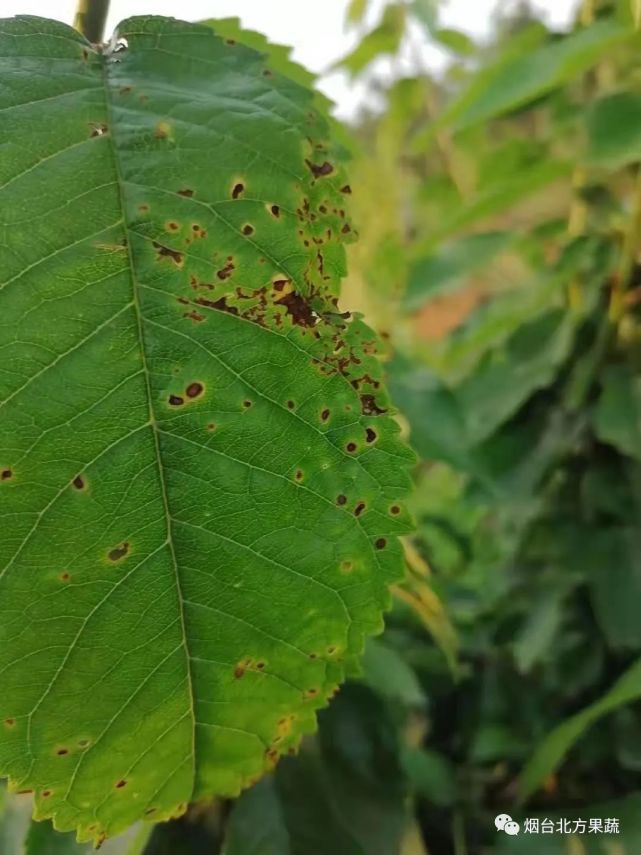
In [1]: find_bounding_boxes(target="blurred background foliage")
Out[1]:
[5,0,641,852]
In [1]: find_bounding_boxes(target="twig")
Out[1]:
[73,0,110,43]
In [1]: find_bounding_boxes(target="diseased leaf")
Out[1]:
[0,15,414,844]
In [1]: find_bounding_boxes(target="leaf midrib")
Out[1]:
[100,43,197,798]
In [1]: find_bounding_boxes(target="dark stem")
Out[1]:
[73,0,110,43]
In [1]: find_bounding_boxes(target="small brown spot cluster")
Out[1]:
[169,382,205,407]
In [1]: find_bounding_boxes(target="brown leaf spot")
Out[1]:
[4,718,15,728]
[390,505,401,515]
[286,400,295,410]
[336,494,347,506]
[177,188,194,197]
[234,663,246,679]
[72,475,86,490]
[242,224,254,235]
[375,538,387,550]
[231,182,245,199]
[346,442,357,453]
[166,221,179,231]
[242,399,253,409]
[360,394,386,416]
[1,468,13,481]
[217,261,235,280]
[275,292,316,327]
[152,241,183,266]
[186,382,204,399]
[115,779,127,789]
[340,184,352,194]
[197,296,239,316]
[56,748,69,756]
[108,542,129,562]
[168,394,184,407]
[354,501,366,517]
[184,310,205,323]
[305,159,333,178]
[59,571,71,582]
[138,204,150,214]
[42,790,52,798]
[340,560,353,573]
[206,423,216,432]
[295,470,304,482]
[270,204,280,218]
[320,408,330,422]
[365,427,377,444]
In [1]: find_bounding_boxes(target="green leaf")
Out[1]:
[399,747,457,806]
[359,637,425,707]
[334,4,406,77]
[346,0,369,27]
[222,778,290,855]
[457,310,575,444]
[224,685,409,855]
[403,232,513,311]
[432,28,475,56]
[587,91,641,169]
[519,657,641,801]
[0,15,414,843]
[410,0,438,32]
[593,365,641,460]
[512,589,565,673]
[583,527,641,649]
[442,20,635,131]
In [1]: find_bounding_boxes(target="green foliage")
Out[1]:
[519,658,641,801]
[341,0,641,851]
[0,13,413,846]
